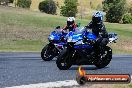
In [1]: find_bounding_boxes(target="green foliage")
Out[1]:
[39,0,57,15]
[122,13,132,24]
[0,0,9,5]
[60,0,78,17]
[0,0,14,3]
[103,0,127,23]
[129,83,132,88]
[128,3,132,15]
[9,0,13,3]
[17,0,31,8]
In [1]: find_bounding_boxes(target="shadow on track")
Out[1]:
[69,66,109,70]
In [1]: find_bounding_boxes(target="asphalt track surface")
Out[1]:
[0,52,132,88]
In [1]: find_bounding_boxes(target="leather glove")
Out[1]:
[56,26,60,29]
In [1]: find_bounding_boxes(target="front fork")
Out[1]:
[66,43,77,62]
[54,44,63,52]
[48,42,59,55]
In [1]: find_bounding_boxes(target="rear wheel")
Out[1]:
[56,48,72,70]
[41,44,58,61]
[94,46,112,68]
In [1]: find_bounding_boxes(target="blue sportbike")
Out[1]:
[56,27,118,70]
[41,28,67,61]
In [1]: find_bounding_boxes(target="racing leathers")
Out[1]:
[86,21,109,55]
[63,23,77,32]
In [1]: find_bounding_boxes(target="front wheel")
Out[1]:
[41,44,58,61]
[94,46,112,68]
[56,48,72,70]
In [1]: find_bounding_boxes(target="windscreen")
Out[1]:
[74,27,86,34]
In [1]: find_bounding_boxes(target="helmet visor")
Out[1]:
[92,17,101,23]
[67,21,74,26]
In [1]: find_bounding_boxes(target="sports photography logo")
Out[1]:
[76,66,131,85]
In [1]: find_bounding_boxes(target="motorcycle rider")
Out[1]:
[56,17,77,34]
[85,11,109,55]
[62,17,77,32]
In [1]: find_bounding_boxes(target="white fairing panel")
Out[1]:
[108,33,118,43]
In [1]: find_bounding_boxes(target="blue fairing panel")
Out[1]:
[74,44,92,49]
[49,31,62,41]
[87,33,97,40]
[72,34,83,40]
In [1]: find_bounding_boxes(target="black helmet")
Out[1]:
[92,11,103,24]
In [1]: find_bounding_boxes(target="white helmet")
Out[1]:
[67,17,75,26]
[67,17,75,22]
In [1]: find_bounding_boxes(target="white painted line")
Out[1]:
[5,80,79,88]
[131,76,132,82]
[5,76,132,88]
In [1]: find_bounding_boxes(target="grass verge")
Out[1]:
[0,6,132,54]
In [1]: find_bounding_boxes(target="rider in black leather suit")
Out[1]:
[85,11,109,55]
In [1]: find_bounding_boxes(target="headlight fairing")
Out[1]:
[67,36,72,42]
[48,35,54,40]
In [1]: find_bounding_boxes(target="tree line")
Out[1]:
[0,0,131,24]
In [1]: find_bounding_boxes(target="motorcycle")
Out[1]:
[56,27,118,70]
[41,28,67,61]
